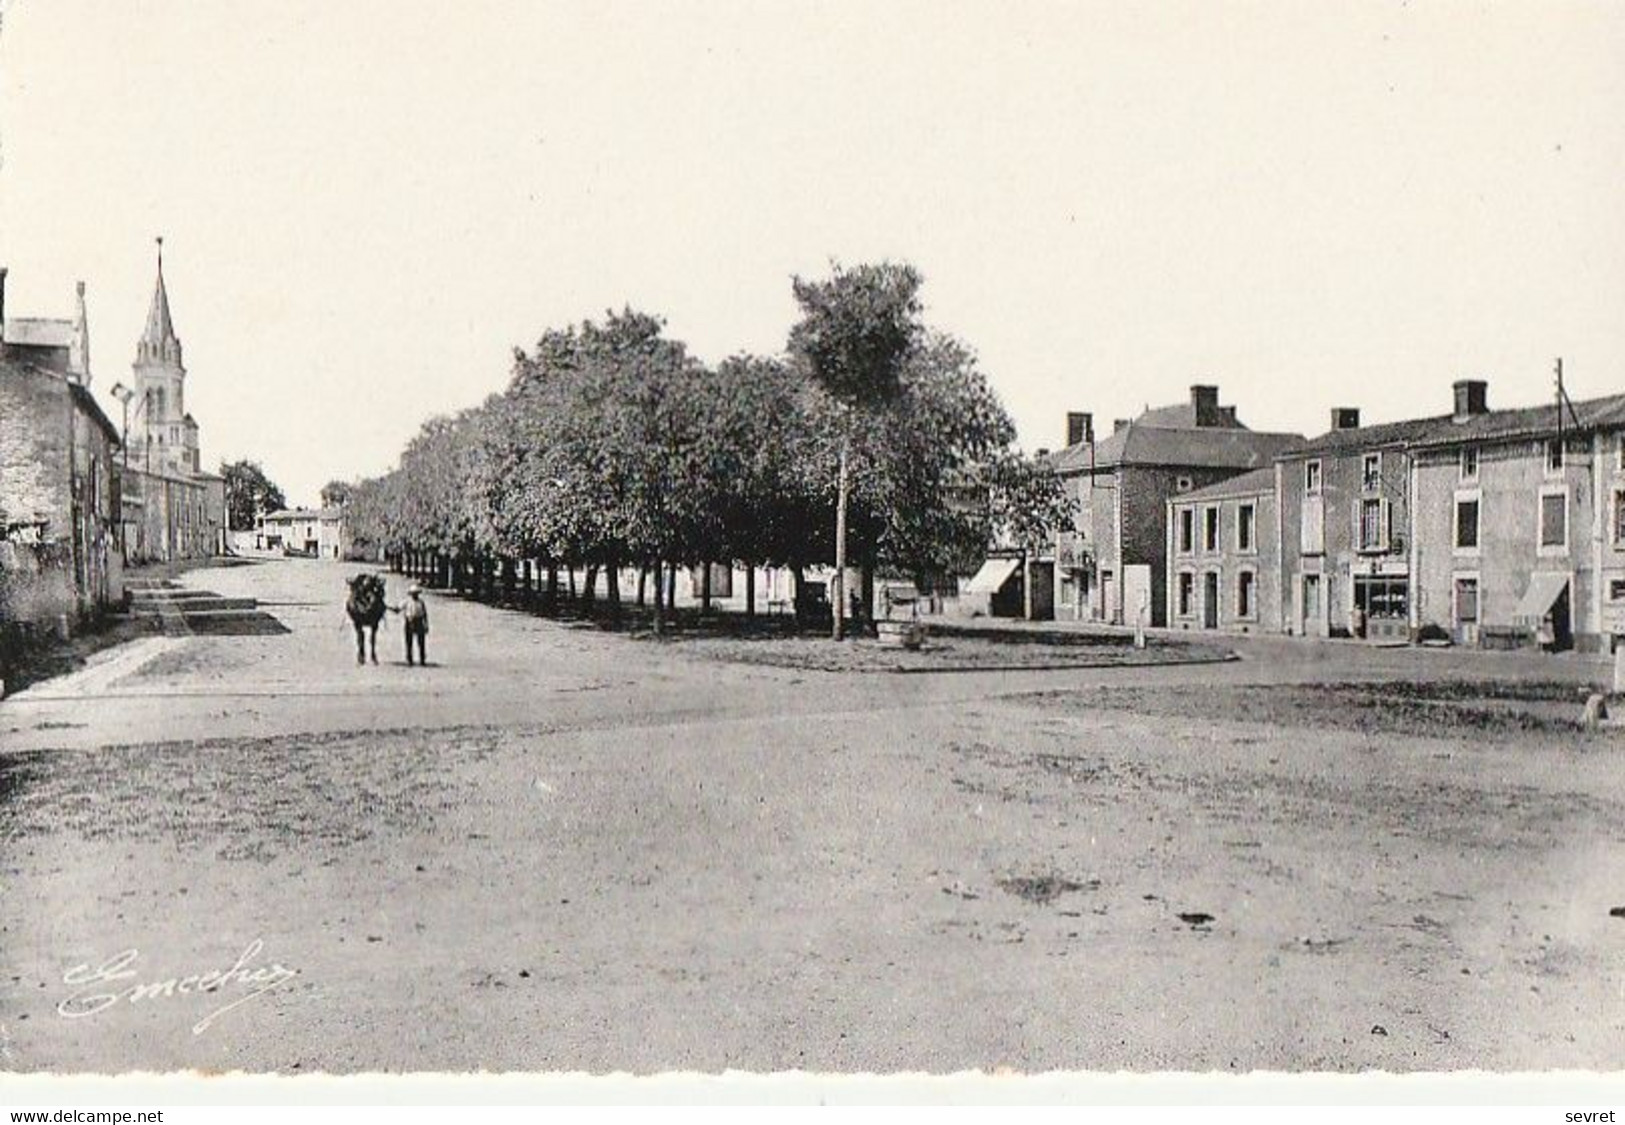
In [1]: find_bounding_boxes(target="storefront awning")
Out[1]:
[963,556,1021,595]
[1513,572,1569,619]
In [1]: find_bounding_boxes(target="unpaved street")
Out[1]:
[2,559,1623,1073]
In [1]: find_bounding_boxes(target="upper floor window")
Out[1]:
[1358,498,1387,552]
[1460,446,1478,481]
[1539,488,1568,552]
[1546,437,1565,474]
[1304,460,1322,495]
[1613,487,1625,546]
[1202,507,1220,553]
[1455,495,1480,551]
[1361,453,1382,493]
[1237,503,1256,553]
[1178,508,1195,553]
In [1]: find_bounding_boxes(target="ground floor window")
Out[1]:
[1237,571,1256,619]
[1354,575,1409,621]
[1177,572,1194,617]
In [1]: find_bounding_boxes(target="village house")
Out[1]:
[1041,385,1302,626]
[1406,387,1625,654]
[0,267,124,637]
[1165,466,1279,634]
[255,508,346,558]
[1276,403,1428,641]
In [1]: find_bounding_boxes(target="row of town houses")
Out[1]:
[978,380,1624,654]
[0,256,226,642]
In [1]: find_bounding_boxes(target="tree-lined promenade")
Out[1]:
[342,262,1073,635]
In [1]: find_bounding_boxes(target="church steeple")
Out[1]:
[135,236,182,369]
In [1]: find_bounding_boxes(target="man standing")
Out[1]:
[391,584,430,667]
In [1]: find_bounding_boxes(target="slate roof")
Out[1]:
[264,508,342,522]
[1175,466,1277,503]
[1049,422,1303,474]
[1284,392,1625,457]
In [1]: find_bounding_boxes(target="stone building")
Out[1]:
[1276,403,1432,641]
[1044,385,1302,626]
[255,508,346,558]
[1165,466,1280,634]
[0,268,124,637]
[1407,387,1625,653]
[115,246,226,563]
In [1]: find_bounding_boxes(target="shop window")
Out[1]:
[1354,575,1409,621]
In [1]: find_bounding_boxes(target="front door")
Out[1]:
[1203,571,1220,629]
[1302,574,1323,637]
[1100,569,1116,624]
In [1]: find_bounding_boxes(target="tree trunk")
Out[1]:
[860,564,875,636]
[583,564,599,611]
[791,562,807,624]
[651,558,665,634]
[567,566,577,604]
[606,558,621,615]
[701,560,712,614]
[637,567,647,608]
[745,561,756,621]
[503,557,516,603]
[546,562,559,613]
[666,561,677,611]
[833,423,850,641]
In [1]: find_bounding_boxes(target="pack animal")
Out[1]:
[345,573,388,665]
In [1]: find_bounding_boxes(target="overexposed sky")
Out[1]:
[2,0,1622,505]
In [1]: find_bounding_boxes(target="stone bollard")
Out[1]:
[1583,693,1610,730]
[1615,638,1625,697]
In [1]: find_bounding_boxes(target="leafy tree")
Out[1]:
[788,261,922,638]
[319,480,354,509]
[219,460,287,531]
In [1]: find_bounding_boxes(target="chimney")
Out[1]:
[1452,379,1488,420]
[1035,447,1050,459]
[1191,384,1221,427]
[1332,407,1361,431]
[1113,418,1131,434]
[1066,411,1093,447]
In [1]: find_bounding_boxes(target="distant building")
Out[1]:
[0,267,124,635]
[256,508,344,558]
[1043,385,1303,626]
[1166,466,1279,634]
[115,244,226,563]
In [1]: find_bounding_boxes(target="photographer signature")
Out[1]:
[58,939,298,1035]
